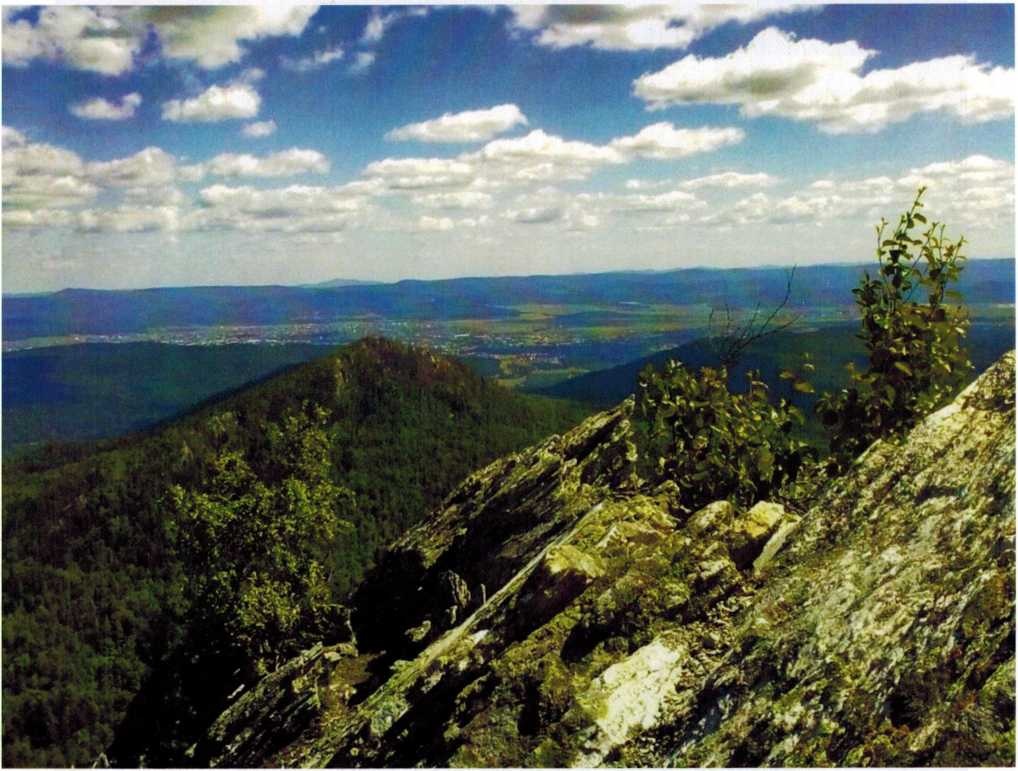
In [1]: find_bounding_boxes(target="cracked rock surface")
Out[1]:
[199,353,1015,768]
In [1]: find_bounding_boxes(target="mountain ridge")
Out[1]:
[188,349,1015,768]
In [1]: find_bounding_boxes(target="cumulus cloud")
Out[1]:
[3,140,83,177]
[610,123,744,160]
[365,123,745,202]
[634,27,1015,133]
[3,6,140,75]
[387,104,528,143]
[3,207,75,229]
[143,6,318,69]
[206,148,331,178]
[70,92,142,121]
[699,154,1014,231]
[162,83,261,123]
[86,147,179,188]
[193,183,372,232]
[2,125,27,147]
[2,139,96,209]
[280,44,344,73]
[411,191,493,210]
[3,6,319,74]
[510,4,801,51]
[364,156,476,190]
[679,171,778,190]
[506,206,562,224]
[77,205,179,233]
[242,120,277,138]
[4,173,99,209]
[469,129,625,183]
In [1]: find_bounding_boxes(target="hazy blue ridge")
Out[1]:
[4,260,1012,341]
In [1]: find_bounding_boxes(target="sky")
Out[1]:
[1,3,1015,292]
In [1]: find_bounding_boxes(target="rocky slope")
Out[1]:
[191,351,1015,767]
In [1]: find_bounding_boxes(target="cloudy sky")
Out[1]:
[2,3,1014,292]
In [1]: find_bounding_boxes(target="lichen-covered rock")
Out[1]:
[728,500,787,568]
[201,353,1015,768]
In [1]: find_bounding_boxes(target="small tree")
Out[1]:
[168,405,353,674]
[817,188,972,467]
[636,361,811,511]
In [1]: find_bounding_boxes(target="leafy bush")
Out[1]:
[817,188,972,467]
[167,405,353,674]
[636,361,812,511]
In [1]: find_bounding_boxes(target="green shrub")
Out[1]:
[817,188,972,467]
[636,361,812,511]
[167,405,353,674]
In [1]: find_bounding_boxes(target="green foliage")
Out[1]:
[635,360,812,510]
[817,189,973,467]
[2,338,592,768]
[168,405,353,675]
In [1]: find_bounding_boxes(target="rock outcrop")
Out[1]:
[196,352,1015,767]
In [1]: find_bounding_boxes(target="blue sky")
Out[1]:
[2,4,1014,291]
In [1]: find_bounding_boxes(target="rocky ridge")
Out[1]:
[193,352,1016,767]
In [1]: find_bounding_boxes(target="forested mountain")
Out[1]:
[1,338,591,767]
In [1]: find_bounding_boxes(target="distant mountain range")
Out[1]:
[5,259,1013,341]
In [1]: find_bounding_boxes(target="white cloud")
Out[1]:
[281,44,344,73]
[192,183,366,233]
[3,173,99,209]
[387,104,528,143]
[510,4,801,51]
[242,120,278,138]
[610,123,744,160]
[3,207,75,229]
[898,154,1013,189]
[360,7,426,45]
[412,191,493,210]
[3,6,140,75]
[679,171,778,190]
[2,6,318,75]
[469,129,625,182]
[506,206,562,224]
[577,189,705,219]
[177,164,207,183]
[123,185,187,206]
[2,137,98,210]
[364,156,476,190]
[2,125,27,147]
[141,6,319,69]
[348,51,376,75]
[415,215,455,232]
[77,205,179,233]
[634,27,1015,133]
[70,92,142,121]
[206,148,330,178]
[698,155,1014,231]
[3,140,83,177]
[197,183,368,217]
[162,83,261,123]
[86,147,179,188]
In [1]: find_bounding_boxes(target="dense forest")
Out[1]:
[1,338,591,767]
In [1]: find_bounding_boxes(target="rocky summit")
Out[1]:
[193,352,1015,768]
